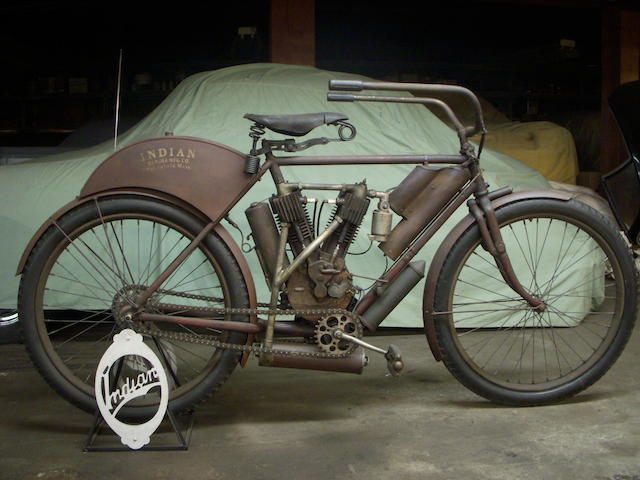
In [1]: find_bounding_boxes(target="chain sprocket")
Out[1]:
[314,314,359,354]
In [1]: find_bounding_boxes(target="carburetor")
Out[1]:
[368,191,393,242]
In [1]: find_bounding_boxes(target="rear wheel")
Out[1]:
[433,199,638,405]
[19,197,249,418]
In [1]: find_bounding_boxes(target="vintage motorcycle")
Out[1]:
[17,79,638,419]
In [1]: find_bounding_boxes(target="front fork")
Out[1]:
[467,185,546,312]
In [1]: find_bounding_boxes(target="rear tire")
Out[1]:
[19,197,250,418]
[433,198,638,405]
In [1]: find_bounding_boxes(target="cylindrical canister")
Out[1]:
[388,165,440,217]
[380,167,471,259]
[370,208,393,241]
[245,202,289,286]
[268,343,366,374]
[361,260,425,331]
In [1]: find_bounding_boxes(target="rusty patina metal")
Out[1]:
[81,136,261,221]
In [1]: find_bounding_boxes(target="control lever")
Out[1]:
[333,329,405,376]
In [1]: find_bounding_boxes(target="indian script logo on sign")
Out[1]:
[94,329,169,450]
[138,147,195,172]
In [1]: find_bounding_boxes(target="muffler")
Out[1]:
[361,260,425,331]
[267,343,366,374]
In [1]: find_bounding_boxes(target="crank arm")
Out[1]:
[333,330,405,376]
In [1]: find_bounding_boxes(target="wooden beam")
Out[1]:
[270,0,315,66]
[601,8,640,174]
[620,10,640,84]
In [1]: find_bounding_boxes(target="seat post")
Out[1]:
[268,154,286,185]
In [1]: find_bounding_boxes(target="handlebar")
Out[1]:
[327,79,487,147]
[327,93,357,102]
[328,80,365,91]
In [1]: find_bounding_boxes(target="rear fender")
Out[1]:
[16,188,258,367]
[81,136,256,221]
[422,189,572,361]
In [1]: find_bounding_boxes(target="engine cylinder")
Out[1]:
[270,192,314,256]
[322,189,370,258]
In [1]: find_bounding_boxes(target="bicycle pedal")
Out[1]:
[384,344,404,377]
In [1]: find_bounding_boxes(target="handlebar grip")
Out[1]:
[328,80,364,91]
[327,93,357,102]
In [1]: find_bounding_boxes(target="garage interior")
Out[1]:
[1,1,640,479]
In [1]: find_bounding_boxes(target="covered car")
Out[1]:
[0,63,554,330]
[426,90,579,184]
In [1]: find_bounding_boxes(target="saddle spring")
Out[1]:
[245,122,266,174]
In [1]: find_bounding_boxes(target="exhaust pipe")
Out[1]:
[266,343,366,374]
[361,260,425,331]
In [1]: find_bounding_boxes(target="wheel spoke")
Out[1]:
[24,199,241,415]
[46,309,112,336]
[439,203,630,400]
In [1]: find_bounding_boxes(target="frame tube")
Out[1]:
[139,313,261,333]
[356,178,479,316]
[275,217,344,286]
[276,154,467,166]
[135,222,215,308]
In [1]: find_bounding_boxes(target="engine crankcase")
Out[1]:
[286,263,354,322]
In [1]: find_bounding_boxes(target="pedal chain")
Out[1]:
[133,288,363,360]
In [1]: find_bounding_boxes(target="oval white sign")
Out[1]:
[94,329,169,450]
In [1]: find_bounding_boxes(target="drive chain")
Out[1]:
[130,288,363,359]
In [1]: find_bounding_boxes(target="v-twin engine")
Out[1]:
[246,183,370,321]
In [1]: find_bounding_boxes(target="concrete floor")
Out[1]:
[1,329,639,480]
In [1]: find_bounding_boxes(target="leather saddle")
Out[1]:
[244,112,348,137]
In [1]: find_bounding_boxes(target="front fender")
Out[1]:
[422,189,572,362]
[16,188,258,366]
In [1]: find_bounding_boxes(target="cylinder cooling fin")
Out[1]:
[322,190,370,258]
[269,191,315,256]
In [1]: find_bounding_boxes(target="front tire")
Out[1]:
[19,197,249,418]
[433,198,638,405]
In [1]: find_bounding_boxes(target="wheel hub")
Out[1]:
[111,285,147,327]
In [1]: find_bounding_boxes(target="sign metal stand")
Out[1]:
[83,329,195,452]
[83,408,194,452]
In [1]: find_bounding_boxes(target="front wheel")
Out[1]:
[19,197,250,418]
[433,198,638,406]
